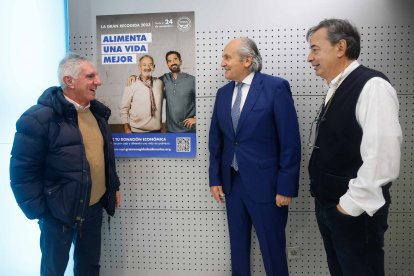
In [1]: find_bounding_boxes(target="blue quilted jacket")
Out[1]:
[10,86,120,227]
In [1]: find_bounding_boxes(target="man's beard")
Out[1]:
[169,65,180,73]
[141,70,153,78]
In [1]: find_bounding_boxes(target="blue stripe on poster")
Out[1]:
[113,133,196,158]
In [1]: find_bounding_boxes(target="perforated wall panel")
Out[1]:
[68,1,413,275]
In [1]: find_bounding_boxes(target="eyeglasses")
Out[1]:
[307,95,326,149]
[307,71,346,149]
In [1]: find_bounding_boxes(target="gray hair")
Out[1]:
[58,53,92,89]
[139,54,155,64]
[306,18,361,60]
[238,37,262,72]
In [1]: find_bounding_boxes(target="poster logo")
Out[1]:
[177,16,192,32]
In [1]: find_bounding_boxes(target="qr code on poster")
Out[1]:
[176,137,191,152]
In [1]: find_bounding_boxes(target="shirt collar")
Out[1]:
[328,60,360,89]
[64,95,90,111]
[237,72,255,86]
[169,72,183,80]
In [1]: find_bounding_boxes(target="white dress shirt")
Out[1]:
[326,61,403,217]
[64,95,90,111]
[232,72,255,109]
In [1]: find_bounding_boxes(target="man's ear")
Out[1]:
[243,55,253,69]
[63,76,74,89]
[336,39,347,58]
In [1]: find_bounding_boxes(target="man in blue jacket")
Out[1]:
[209,37,301,276]
[10,53,121,276]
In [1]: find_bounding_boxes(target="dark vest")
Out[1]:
[308,65,390,207]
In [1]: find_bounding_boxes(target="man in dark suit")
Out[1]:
[209,37,301,276]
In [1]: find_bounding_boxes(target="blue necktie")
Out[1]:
[231,83,243,170]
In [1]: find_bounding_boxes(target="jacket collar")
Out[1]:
[236,72,262,132]
[38,86,111,120]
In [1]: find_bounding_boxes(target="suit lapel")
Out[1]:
[223,82,237,134]
[236,73,263,133]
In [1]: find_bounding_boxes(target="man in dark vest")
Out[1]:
[306,19,402,276]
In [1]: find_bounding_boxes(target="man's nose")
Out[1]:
[307,52,313,62]
[95,75,102,85]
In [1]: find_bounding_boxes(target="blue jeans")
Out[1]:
[38,202,103,276]
[315,199,389,276]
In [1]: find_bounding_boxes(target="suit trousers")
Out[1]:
[225,169,289,276]
[38,201,103,276]
[315,199,389,276]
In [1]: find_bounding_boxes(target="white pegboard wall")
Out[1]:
[69,35,97,59]
[359,25,413,93]
[69,23,413,275]
[385,212,414,276]
[101,210,230,275]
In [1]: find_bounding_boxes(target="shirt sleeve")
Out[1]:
[339,77,403,216]
[119,85,134,124]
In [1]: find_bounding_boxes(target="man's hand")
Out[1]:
[336,203,349,215]
[210,186,225,203]
[183,117,196,129]
[275,194,292,207]
[123,123,132,134]
[125,75,138,86]
[115,191,121,208]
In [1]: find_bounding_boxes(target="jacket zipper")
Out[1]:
[71,113,90,229]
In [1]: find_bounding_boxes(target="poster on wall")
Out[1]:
[96,12,196,158]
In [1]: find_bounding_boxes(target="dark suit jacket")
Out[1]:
[209,72,301,203]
